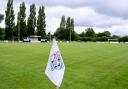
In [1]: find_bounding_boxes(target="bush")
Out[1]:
[119,36,128,42]
[76,36,109,42]
[77,37,96,42]
[96,37,108,42]
[0,28,5,40]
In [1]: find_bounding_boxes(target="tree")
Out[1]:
[37,6,46,37]
[54,16,66,40]
[96,37,108,42]
[47,32,51,40]
[79,31,86,37]
[0,28,5,40]
[104,31,111,37]
[111,35,119,39]
[96,32,105,37]
[85,28,95,37]
[59,16,66,40]
[119,36,128,43]
[60,16,66,29]
[70,18,75,40]
[27,4,36,36]
[0,14,4,23]
[66,16,71,40]
[54,16,76,41]
[5,0,15,40]
[54,28,62,40]
[97,31,111,37]
[17,2,26,40]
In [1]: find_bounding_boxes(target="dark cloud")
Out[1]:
[13,0,128,19]
[90,0,128,19]
[44,0,90,7]
[43,0,128,19]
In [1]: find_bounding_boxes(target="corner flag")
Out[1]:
[45,39,65,88]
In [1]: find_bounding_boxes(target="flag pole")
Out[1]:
[56,86,59,89]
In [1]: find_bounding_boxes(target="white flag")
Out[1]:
[45,39,65,87]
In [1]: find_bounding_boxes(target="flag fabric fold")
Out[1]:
[45,39,65,87]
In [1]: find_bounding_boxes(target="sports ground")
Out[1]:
[0,42,128,89]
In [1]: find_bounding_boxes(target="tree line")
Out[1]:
[54,16,128,42]
[0,0,128,42]
[54,16,76,41]
[0,0,46,40]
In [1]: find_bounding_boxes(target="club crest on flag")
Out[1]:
[45,39,65,87]
[50,51,64,71]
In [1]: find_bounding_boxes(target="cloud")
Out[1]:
[75,24,128,37]
[43,0,128,19]
[46,18,60,34]
[44,0,90,8]
[0,0,128,36]
[46,6,126,28]
[0,1,7,14]
[43,0,128,36]
[90,0,128,19]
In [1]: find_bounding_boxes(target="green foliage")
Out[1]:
[47,32,52,40]
[60,16,66,40]
[96,36,108,41]
[78,37,92,41]
[65,17,71,40]
[70,18,75,40]
[111,35,120,39]
[104,31,111,37]
[0,14,4,23]
[60,16,66,29]
[54,28,65,40]
[3,1,47,40]
[27,4,36,36]
[119,36,128,42]
[77,37,97,42]
[97,31,111,37]
[79,31,86,37]
[37,6,46,37]
[85,28,96,37]
[12,26,18,40]
[54,16,76,41]
[0,28,5,40]
[73,32,80,41]
[17,2,26,40]
[5,0,15,40]
[79,30,112,42]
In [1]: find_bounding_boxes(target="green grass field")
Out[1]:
[0,42,128,89]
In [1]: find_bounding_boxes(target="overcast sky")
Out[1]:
[0,0,128,36]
